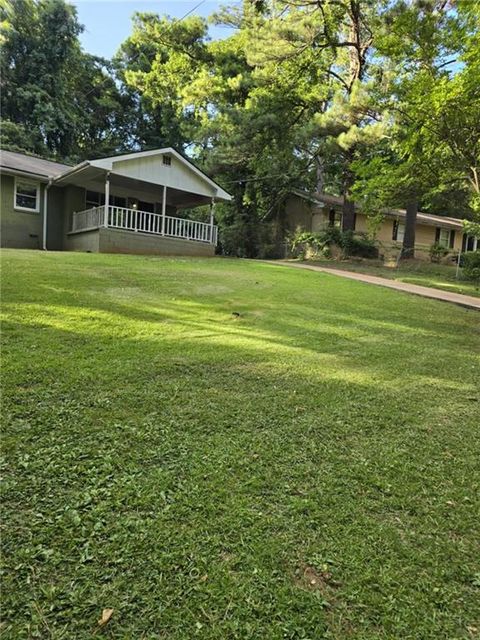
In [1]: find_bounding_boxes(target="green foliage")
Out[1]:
[352,0,480,246]
[290,228,378,260]
[461,251,480,283]
[215,204,285,259]
[0,0,134,160]
[429,243,450,263]
[463,220,480,239]
[2,0,479,253]
[341,230,379,259]
[289,231,330,259]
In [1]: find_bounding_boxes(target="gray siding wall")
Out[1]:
[62,185,86,242]
[46,186,65,250]
[1,174,44,248]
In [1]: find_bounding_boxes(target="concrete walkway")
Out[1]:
[275,261,480,310]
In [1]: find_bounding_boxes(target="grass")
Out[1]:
[1,249,479,640]
[302,258,480,298]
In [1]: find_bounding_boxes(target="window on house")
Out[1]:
[393,221,405,242]
[111,195,127,208]
[86,192,128,209]
[15,179,40,212]
[438,228,450,247]
[162,156,172,166]
[138,200,154,213]
[85,190,105,209]
[328,209,342,228]
[464,234,478,252]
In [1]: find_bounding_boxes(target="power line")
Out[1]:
[83,0,209,100]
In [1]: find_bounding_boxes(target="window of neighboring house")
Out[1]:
[163,156,172,166]
[392,221,405,242]
[85,190,105,209]
[463,234,478,252]
[437,228,450,247]
[328,209,342,228]
[14,179,40,212]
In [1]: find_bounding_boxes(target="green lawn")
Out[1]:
[1,249,479,640]
[303,258,480,298]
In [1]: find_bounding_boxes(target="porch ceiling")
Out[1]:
[54,166,216,208]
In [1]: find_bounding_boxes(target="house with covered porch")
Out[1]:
[0,148,232,255]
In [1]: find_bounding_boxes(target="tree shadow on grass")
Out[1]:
[1,257,480,639]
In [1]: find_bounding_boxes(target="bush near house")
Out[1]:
[219,221,285,259]
[290,228,378,260]
[429,242,450,263]
[461,250,480,283]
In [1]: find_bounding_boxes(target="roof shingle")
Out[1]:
[0,150,72,179]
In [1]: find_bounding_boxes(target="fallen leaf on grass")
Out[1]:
[98,608,114,626]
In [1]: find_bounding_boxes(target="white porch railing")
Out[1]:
[71,206,104,232]
[71,205,218,245]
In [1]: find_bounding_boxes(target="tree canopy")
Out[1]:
[1,0,478,255]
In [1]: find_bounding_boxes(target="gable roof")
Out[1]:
[0,148,232,202]
[87,148,231,201]
[0,150,72,181]
[291,189,465,231]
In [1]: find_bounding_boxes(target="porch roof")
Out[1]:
[53,147,232,203]
[54,166,218,209]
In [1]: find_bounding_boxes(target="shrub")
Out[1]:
[461,250,480,283]
[319,227,343,247]
[219,220,282,258]
[258,242,286,259]
[290,231,329,258]
[341,231,379,259]
[289,228,378,260]
[429,243,450,263]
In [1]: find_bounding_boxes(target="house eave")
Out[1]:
[291,190,465,231]
[0,167,50,183]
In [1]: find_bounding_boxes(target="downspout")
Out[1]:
[42,179,53,250]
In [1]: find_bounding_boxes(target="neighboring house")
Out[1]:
[285,191,478,259]
[0,149,232,256]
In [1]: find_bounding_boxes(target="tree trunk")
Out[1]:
[341,159,356,231]
[401,200,417,259]
[315,155,325,194]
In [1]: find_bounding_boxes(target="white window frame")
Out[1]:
[396,222,405,243]
[438,228,450,248]
[14,177,40,213]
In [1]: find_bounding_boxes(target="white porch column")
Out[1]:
[161,185,167,235]
[209,198,216,244]
[104,172,110,228]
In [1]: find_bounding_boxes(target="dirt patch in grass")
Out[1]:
[294,563,340,594]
